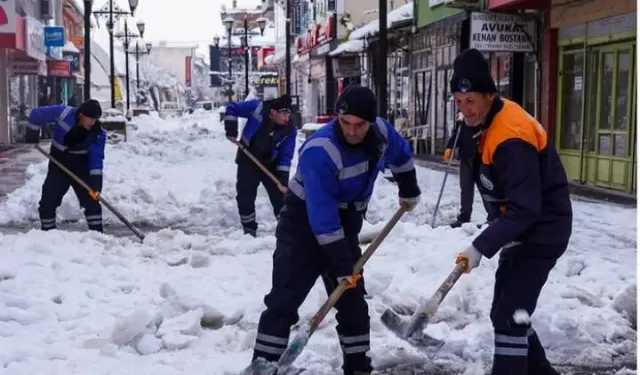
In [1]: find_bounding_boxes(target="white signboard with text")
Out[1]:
[470,12,536,52]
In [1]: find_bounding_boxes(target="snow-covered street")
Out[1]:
[0,112,636,375]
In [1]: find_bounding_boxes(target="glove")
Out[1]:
[224,118,238,138]
[337,274,362,289]
[443,148,452,161]
[277,170,290,186]
[455,245,483,273]
[24,127,40,144]
[399,195,420,211]
[90,175,103,194]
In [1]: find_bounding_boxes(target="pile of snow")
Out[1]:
[0,112,636,374]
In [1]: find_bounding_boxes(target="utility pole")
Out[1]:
[284,0,291,95]
[377,0,388,118]
[83,0,92,100]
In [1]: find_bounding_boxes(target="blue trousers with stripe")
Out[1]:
[38,161,102,232]
[251,203,373,374]
[490,242,567,375]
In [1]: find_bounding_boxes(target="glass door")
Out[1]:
[591,43,635,190]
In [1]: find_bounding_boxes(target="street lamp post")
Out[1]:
[83,0,93,100]
[125,20,151,106]
[114,19,137,116]
[285,0,291,96]
[92,0,139,109]
[243,16,249,98]
[223,16,234,101]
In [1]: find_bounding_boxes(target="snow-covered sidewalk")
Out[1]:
[0,113,636,374]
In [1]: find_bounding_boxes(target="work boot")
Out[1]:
[243,227,257,237]
[450,218,470,228]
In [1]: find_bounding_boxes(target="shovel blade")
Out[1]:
[380,309,445,349]
[238,358,277,375]
[276,325,311,370]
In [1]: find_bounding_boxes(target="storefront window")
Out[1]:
[559,51,584,150]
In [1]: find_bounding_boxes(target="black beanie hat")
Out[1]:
[271,94,292,112]
[449,48,497,94]
[335,84,377,123]
[78,99,102,119]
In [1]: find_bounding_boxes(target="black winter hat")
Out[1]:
[335,84,377,123]
[271,94,292,112]
[78,99,102,119]
[449,48,497,94]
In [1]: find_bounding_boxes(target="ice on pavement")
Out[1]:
[0,112,636,374]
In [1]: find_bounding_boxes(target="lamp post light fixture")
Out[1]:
[213,35,220,46]
[256,16,267,36]
[93,0,139,109]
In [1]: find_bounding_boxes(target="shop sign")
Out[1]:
[296,15,334,53]
[44,26,65,47]
[332,55,361,79]
[257,74,278,86]
[257,46,275,70]
[47,60,70,77]
[469,12,535,52]
[62,51,79,71]
[68,35,83,49]
[11,60,47,75]
[25,16,46,61]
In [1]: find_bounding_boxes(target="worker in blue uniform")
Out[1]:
[452,49,572,375]
[249,85,421,375]
[24,99,106,232]
[224,94,296,237]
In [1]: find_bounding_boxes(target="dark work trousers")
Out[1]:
[490,241,567,375]
[235,155,284,234]
[458,156,475,222]
[252,209,373,374]
[38,162,103,232]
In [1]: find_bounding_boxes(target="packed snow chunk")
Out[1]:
[161,332,198,350]
[612,283,637,329]
[512,309,530,325]
[100,343,119,357]
[157,308,204,338]
[189,251,210,268]
[110,309,154,346]
[135,333,164,355]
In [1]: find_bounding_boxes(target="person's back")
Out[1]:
[486,99,572,242]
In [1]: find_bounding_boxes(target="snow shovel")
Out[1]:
[239,204,409,375]
[35,144,146,242]
[230,138,288,194]
[380,260,467,349]
[430,128,460,228]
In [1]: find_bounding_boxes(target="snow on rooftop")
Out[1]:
[348,2,413,41]
[329,39,366,56]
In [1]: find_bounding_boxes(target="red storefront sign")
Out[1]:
[47,60,70,77]
[295,14,335,53]
[185,56,192,86]
[257,45,275,69]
